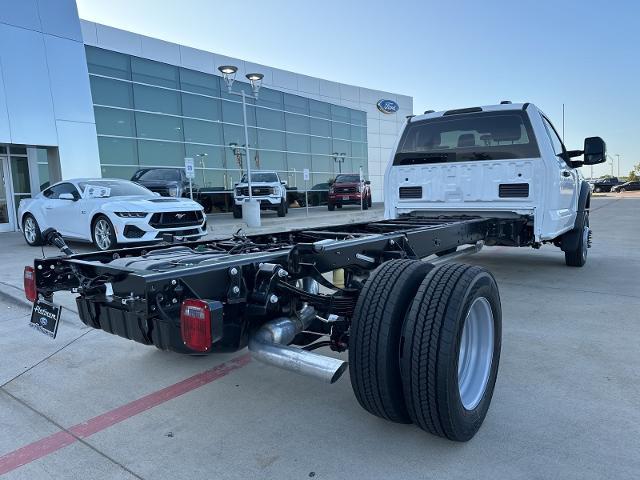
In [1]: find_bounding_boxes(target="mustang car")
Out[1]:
[18,178,207,251]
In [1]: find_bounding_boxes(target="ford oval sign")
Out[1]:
[376,99,399,114]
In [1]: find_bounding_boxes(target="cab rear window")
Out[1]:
[394,111,540,165]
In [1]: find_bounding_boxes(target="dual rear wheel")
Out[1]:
[349,259,502,441]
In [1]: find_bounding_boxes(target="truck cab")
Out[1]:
[384,103,606,251]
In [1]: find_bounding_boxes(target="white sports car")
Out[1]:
[18,178,207,251]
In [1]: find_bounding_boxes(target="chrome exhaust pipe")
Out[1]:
[248,305,348,384]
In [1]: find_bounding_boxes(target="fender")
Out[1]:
[576,180,591,214]
[561,180,591,252]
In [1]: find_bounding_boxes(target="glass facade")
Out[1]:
[86,46,368,209]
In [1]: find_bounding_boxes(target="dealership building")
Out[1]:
[0,0,412,232]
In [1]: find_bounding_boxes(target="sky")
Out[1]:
[76,0,640,178]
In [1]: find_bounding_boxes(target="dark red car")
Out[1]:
[328,174,372,211]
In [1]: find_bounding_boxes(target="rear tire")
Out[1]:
[594,187,601,193]
[368,195,372,208]
[336,204,342,209]
[200,197,212,214]
[362,198,368,210]
[401,263,502,441]
[232,205,242,219]
[349,259,434,423]
[22,214,43,246]
[328,202,335,211]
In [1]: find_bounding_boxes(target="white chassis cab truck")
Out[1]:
[385,102,607,266]
[26,103,606,442]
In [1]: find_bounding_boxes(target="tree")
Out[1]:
[629,170,639,182]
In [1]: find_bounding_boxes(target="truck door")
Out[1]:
[540,115,577,228]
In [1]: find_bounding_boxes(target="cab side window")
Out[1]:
[540,115,565,157]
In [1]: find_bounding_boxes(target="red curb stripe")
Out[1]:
[0,354,251,475]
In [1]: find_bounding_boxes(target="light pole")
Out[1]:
[218,65,264,226]
[606,154,614,177]
[332,152,346,174]
[196,153,208,186]
[615,154,621,177]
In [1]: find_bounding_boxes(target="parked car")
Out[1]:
[233,171,288,218]
[131,168,213,213]
[328,174,372,211]
[305,183,330,207]
[590,176,621,192]
[18,178,206,251]
[612,180,640,192]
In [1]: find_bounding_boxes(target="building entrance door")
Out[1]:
[0,156,15,232]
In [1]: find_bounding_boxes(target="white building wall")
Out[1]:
[80,20,413,202]
[0,0,100,179]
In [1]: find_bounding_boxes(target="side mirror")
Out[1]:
[365,180,371,185]
[153,191,161,197]
[583,137,606,165]
[59,193,76,201]
[281,181,288,186]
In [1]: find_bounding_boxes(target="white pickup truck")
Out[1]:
[232,171,288,218]
[385,102,606,266]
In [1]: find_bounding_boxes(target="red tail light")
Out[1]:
[180,299,212,352]
[24,266,37,303]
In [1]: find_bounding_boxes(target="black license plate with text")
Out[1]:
[29,299,62,339]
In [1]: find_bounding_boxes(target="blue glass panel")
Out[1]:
[138,140,185,166]
[182,93,221,121]
[134,84,181,115]
[135,112,183,141]
[94,107,135,137]
[98,137,138,165]
[86,47,130,80]
[131,57,179,89]
[180,68,220,96]
[90,76,133,108]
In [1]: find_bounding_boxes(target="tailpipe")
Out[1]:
[248,305,348,384]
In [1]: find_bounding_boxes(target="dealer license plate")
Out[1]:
[29,299,62,339]
[342,195,350,201]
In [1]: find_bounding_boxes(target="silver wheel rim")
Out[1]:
[458,297,494,410]
[581,225,589,262]
[24,217,37,243]
[94,219,112,250]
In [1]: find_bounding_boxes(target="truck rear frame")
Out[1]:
[29,216,522,441]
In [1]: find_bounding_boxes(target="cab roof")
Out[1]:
[410,103,536,123]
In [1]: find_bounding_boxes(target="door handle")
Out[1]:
[562,171,571,178]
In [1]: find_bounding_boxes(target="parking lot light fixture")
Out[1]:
[246,73,264,97]
[332,152,346,174]
[218,65,238,90]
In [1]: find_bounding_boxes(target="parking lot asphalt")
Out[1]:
[0,196,639,479]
